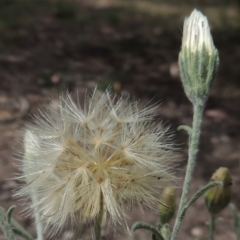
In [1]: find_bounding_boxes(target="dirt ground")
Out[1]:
[0,1,240,240]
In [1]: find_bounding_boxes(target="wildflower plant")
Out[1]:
[132,9,228,240]
[0,8,238,240]
[171,9,220,239]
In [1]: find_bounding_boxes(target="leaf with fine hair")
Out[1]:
[0,207,16,240]
[7,205,16,224]
[132,221,164,240]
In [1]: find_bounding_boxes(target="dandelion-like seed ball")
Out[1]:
[18,89,177,235]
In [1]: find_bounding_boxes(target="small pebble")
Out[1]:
[191,227,203,237]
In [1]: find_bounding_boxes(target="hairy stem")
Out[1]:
[209,214,216,240]
[24,149,44,240]
[171,101,204,240]
[30,190,44,240]
[230,204,240,240]
[93,204,103,240]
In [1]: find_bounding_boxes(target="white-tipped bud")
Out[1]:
[179,9,219,105]
[182,9,214,53]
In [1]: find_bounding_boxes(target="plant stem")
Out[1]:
[93,204,103,240]
[30,190,44,240]
[209,214,215,240]
[230,204,240,240]
[171,101,204,240]
[24,149,44,240]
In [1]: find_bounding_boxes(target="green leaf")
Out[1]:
[132,221,164,240]
[7,205,16,224]
[0,207,16,240]
[177,125,192,136]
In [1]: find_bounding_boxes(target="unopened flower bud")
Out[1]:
[159,187,176,224]
[205,167,232,214]
[179,9,219,105]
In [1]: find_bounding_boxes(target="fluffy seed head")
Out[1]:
[18,89,177,234]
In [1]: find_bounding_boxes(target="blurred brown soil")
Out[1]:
[0,1,240,240]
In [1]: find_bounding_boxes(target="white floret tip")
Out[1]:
[182,9,214,54]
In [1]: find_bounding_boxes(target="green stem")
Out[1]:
[24,164,44,239]
[209,214,215,240]
[230,204,240,240]
[93,204,103,240]
[30,190,44,240]
[171,101,204,240]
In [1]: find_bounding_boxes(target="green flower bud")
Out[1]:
[159,187,176,224]
[179,9,219,105]
[205,167,232,214]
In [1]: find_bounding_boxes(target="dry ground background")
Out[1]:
[0,0,240,239]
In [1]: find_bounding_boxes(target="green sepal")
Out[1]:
[178,45,219,105]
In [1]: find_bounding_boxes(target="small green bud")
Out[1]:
[159,187,176,224]
[179,9,219,105]
[205,167,232,214]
